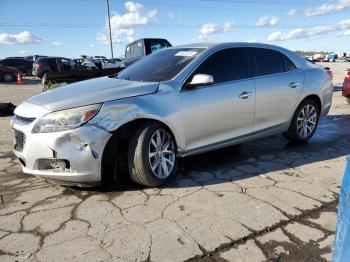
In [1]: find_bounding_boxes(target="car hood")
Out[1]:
[27,76,159,111]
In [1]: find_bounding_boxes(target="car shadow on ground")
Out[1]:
[74,113,350,194]
[0,77,41,86]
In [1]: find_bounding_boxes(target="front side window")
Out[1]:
[253,48,297,76]
[117,48,205,82]
[191,48,250,84]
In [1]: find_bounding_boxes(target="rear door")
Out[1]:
[252,48,303,132]
[180,47,255,151]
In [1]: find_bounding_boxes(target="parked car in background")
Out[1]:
[336,57,348,62]
[124,38,172,66]
[343,68,350,104]
[33,57,76,83]
[0,65,21,82]
[325,53,339,62]
[101,58,125,69]
[11,43,333,187]
[0,58,33,75]
[93,56,107,60]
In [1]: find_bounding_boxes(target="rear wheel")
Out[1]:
[2,73,14,82]
[128,123,177,187]
[283,99,320,143]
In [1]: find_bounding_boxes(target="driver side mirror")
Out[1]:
[186,74,214,88]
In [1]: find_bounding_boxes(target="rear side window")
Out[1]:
[253,48,284,76]
[192,48,250,84]
[282,55,297,71]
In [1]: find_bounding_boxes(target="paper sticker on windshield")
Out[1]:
[175,51,197,57]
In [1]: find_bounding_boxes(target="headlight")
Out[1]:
[32,104,101,133]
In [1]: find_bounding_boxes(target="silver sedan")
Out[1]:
[11,43,333,187]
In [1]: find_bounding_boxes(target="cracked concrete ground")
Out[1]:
[1,63,350,261]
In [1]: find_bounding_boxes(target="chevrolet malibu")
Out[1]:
[11,43,333,187]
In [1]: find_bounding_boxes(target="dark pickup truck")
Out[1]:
[124,38,172,67]
[42,38,172,91]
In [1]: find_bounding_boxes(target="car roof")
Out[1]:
[175,42,289,50]
[4,57,33,61]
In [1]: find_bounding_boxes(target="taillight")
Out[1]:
[36,63,42,69]
[345,69,350,80]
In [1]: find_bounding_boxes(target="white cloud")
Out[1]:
[97,1,157,44]
[90,44,95,48]
[52,41,63,46]
[267,20,350,41]
[305,0,350,17]
[0,31,42,45]
[197,22,234,41]
[337,29,350,36]
[256,16,279,26]
[247,38,258,43]
[287,9,297,16]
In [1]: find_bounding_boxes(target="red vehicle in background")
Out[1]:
[0,64,21,82]
[343,68,350,104]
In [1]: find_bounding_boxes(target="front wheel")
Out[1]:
[2,73,14,82]
[128,123,178,187]
[283,99,320,143]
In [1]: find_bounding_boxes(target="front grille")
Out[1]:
[14,130,26,151]
[13,115,36,125]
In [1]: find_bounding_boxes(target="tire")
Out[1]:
[347,96,350,104]
[2,73,14,82]
[283,99,320,143]
[25,68,32,76]
[128,123,178,187]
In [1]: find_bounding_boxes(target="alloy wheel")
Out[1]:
[148,129,176,179]
[296,104,318,138]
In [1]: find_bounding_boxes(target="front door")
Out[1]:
[180,47,255,151]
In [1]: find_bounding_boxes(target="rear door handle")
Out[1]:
[239,91,252,99]
[289,82,300,88]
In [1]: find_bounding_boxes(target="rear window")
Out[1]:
[125,41,144,60]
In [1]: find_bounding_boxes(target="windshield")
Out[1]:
[117,48,205,82]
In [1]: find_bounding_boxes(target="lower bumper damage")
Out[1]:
[12,123,112,186]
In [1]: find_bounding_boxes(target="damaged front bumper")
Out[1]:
[11,109,112,186]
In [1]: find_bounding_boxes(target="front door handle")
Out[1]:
[289,82,300,88]
[239,91,252,99]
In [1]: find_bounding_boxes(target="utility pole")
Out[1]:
[106,0,114,58]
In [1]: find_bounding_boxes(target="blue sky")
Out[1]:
[0,0,350,59]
